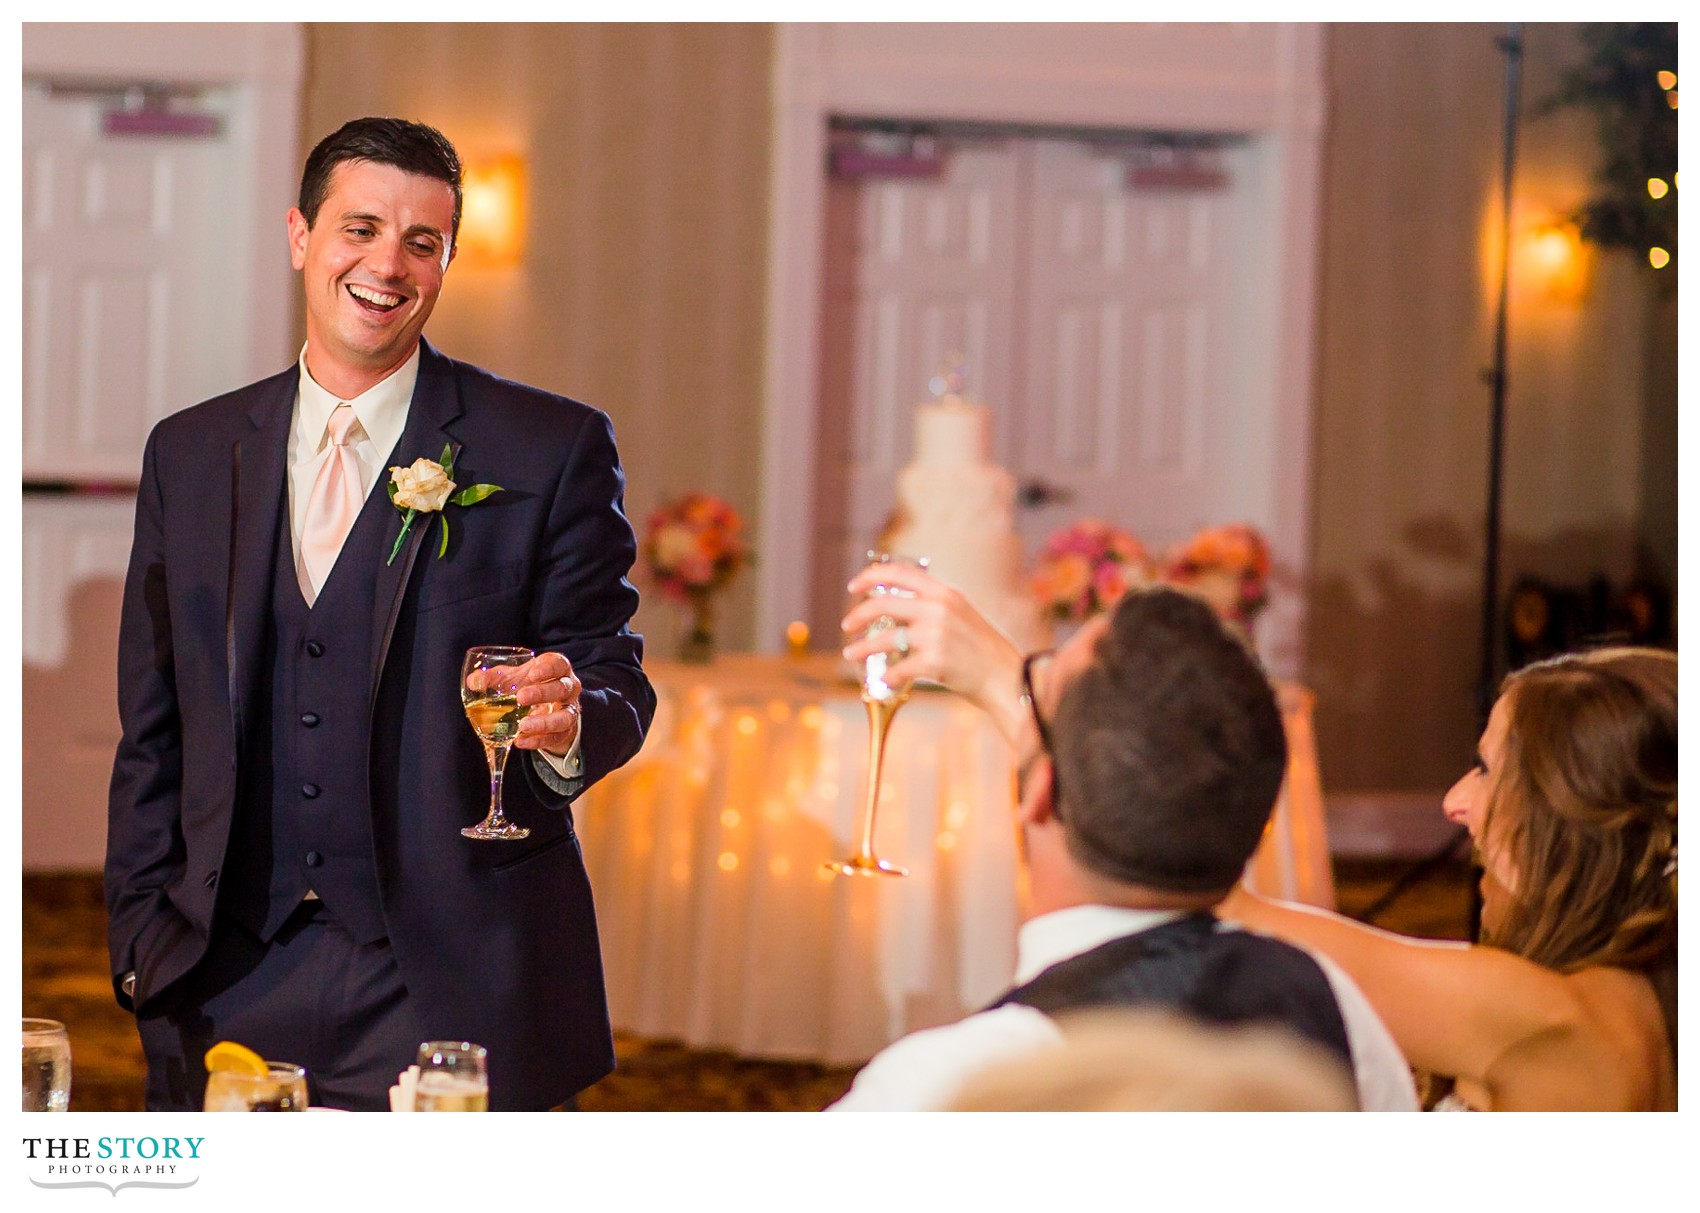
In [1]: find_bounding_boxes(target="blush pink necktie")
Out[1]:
[300,403,363,600]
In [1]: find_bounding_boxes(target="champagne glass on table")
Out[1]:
[461,646,535,841]
[22,1018,71,1112]
[823,552,928,878]
[413,1041,489,1111]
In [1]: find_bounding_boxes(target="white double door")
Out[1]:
[810,134,1267,637]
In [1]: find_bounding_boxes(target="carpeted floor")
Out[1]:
[22,860,1473,1112]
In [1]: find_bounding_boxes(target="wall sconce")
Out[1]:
[1518,219,1587,305]
[459,155,528,265]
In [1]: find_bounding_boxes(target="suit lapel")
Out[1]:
[228,375,295,747]
[370,341,464,706]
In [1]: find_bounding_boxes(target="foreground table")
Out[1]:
[575,654,1333,1066]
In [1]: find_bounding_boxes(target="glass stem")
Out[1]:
[486,742,512,824]
[858,698,898,858]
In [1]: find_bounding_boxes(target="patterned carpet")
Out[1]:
[22,860,1472,1112]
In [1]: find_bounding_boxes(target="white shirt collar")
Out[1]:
[1012,904,1194,986]
[295,344,422,454]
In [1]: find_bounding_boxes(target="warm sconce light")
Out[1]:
[1647,177,1670,200]
[1648,247,1671,270]
[459,155,528,264]
[1657,70,1675,90]
[1518,220,1587,304]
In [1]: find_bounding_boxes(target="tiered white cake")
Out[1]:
[885,392,1050,654]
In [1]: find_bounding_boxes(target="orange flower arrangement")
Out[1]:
[1161,523,1271,628]
[1031,518,1272,630]
[1029,518,1156,623]
[643,492,750,602]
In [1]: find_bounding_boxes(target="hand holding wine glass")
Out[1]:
[461,646,536,841]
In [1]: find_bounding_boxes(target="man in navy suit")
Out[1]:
[105,117,655,1111]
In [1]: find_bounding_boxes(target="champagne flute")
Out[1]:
[204,1061,308,1111]
[823,552,928,878]
[22,1018,71,1112]
[413,1041,489,1111]
[461,646,535,841]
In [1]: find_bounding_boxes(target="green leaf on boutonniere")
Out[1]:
[450,484,503,508]
[439,514,450,558]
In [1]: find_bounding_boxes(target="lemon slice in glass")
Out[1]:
[204,1040,269,1076]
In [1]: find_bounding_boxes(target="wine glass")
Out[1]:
[461,646,535,841]
[823,551,928,878]
[22,1018,71,1112]
[413,1041,489,1111]
[203,1061,308,1111]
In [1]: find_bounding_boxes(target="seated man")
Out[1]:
[829,587,1417,1111]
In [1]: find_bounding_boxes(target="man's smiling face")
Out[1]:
[287,158,456,398]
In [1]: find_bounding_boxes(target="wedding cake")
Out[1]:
[884,386,1050,653]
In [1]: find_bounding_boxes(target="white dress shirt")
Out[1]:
[827,903,1420,1112]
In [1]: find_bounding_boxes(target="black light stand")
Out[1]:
[1354,24,1524,933]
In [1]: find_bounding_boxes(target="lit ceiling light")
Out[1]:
[1657,70,1676,89]
[1649,247,1671,269]
[1648,177,1670,199]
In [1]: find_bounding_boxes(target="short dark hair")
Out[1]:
[298,117,464,246]
[1051,586,1287,894]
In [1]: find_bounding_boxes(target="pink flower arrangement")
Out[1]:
[643,492,750,603]
[1030,518,1273,629]
[1161,523,1271,628]
[1029,518,1155,622]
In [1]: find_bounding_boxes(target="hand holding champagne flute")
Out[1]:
[823,551,928,878]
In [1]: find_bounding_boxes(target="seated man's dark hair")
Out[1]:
[1051,586,1287,894]
[298,117,464,246]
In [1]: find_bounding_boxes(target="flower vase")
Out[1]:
[679,590,718,664]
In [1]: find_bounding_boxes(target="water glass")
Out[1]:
[23,1018,71,1112]
[204,1062,309,1111]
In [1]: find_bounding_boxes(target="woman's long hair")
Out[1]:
[1482,646,1677,1062]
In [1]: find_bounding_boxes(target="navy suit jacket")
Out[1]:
[105,339,655,1108]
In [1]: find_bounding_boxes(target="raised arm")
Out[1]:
[1218,886,1633,1109]
[840,561,1034,750]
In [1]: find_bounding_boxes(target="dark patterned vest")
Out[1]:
[221,478,395,945]
[990,912,1355,1080]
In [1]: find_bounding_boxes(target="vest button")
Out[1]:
[302,783,321,799]
[304,851,323,868]
[306,640,325,658]
[301,712,321,728]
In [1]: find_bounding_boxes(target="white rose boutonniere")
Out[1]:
[386,443,503,564]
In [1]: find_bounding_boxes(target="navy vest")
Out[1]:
[990,912,1355,1080]
[221,477,396,945]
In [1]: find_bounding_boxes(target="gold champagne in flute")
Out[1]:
[461,646,536,841]
[824,552,927,878]
[413,1041,489,1111]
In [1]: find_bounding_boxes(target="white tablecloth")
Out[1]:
[575,654,1333,1066]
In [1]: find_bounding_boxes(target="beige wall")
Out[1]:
[1305,22,1672,792]
[301,23,775,653]
[300,22,1672,797]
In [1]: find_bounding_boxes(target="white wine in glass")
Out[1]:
[823,552,927,878]
[461,646,535,841]
[414,1041,489,1111]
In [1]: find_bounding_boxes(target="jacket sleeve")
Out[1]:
[105,427,191,1008]
[521,407,655,806]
